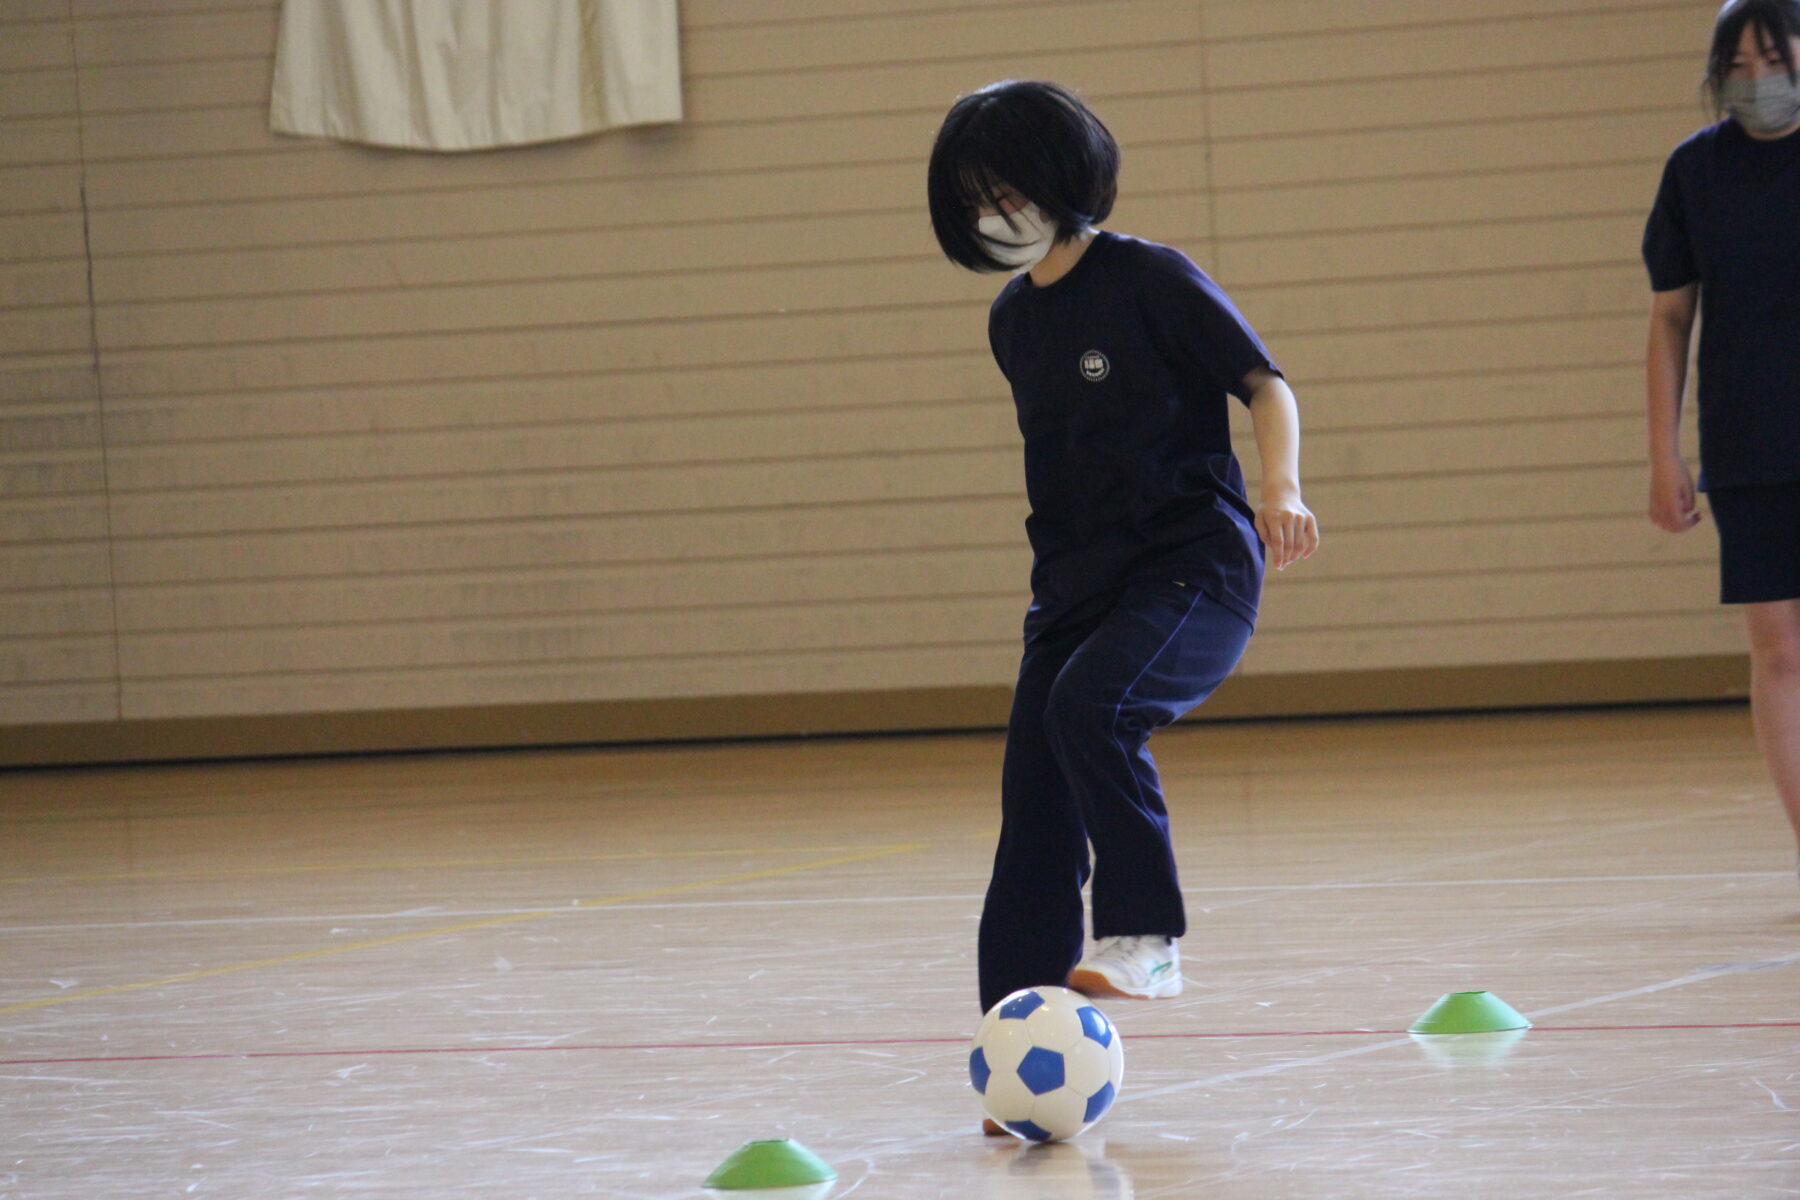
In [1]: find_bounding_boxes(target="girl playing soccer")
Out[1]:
[1644,0,1800,865]
[926,81,1319,1020]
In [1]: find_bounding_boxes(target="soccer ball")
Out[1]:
[969,986,1125,1142]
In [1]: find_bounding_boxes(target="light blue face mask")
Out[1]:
[1722,71,1800,134]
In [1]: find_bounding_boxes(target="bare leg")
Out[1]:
[1744,599,1800,851]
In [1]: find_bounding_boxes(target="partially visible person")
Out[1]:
[1643,0,1800,862]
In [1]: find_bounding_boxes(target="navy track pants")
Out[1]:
[977,579,1253,1013]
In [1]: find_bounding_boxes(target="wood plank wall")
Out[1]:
[0,0,1743,764]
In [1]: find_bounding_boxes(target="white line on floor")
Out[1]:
[0,871,1784,936]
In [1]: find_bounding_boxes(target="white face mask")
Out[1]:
[976,204,1058,272]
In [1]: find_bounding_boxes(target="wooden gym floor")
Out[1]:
[1,704,1796,1198]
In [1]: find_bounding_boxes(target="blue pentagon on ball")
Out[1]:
[998,990,1047,1021]
[1015,1046,1065,1095]
[1083,1080,1116,1123]
[968,1046,991,1094]
[1078,1004,1113,1047]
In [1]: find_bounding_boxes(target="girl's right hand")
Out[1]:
[1648,457,1701,533]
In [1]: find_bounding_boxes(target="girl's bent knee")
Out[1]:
[1042,679,1120,748]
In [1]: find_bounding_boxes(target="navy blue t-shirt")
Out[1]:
[1642,119,1800,489]
[987,231,1276,630]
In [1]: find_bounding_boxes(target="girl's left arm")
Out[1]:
[1244,367,1320,571]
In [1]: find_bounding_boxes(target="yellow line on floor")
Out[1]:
[0,842,929,1016]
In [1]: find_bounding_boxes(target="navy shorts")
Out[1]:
[1708,483,1800,605]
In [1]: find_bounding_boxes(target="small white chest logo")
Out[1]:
[1079,350,1110,382]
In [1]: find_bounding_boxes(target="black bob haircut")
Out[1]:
[1707,0,1800,111]
[927,80,1120,273]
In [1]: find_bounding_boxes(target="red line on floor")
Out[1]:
[3,1020,1796,1068]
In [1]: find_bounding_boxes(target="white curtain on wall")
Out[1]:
[270,0,682,151]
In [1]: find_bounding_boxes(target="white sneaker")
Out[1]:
[1068,935,1182,999]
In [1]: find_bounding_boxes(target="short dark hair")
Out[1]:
[1706,0,1800,112]
[926,80,1120,272]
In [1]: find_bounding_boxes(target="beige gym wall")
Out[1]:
[1,0,1744,766]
